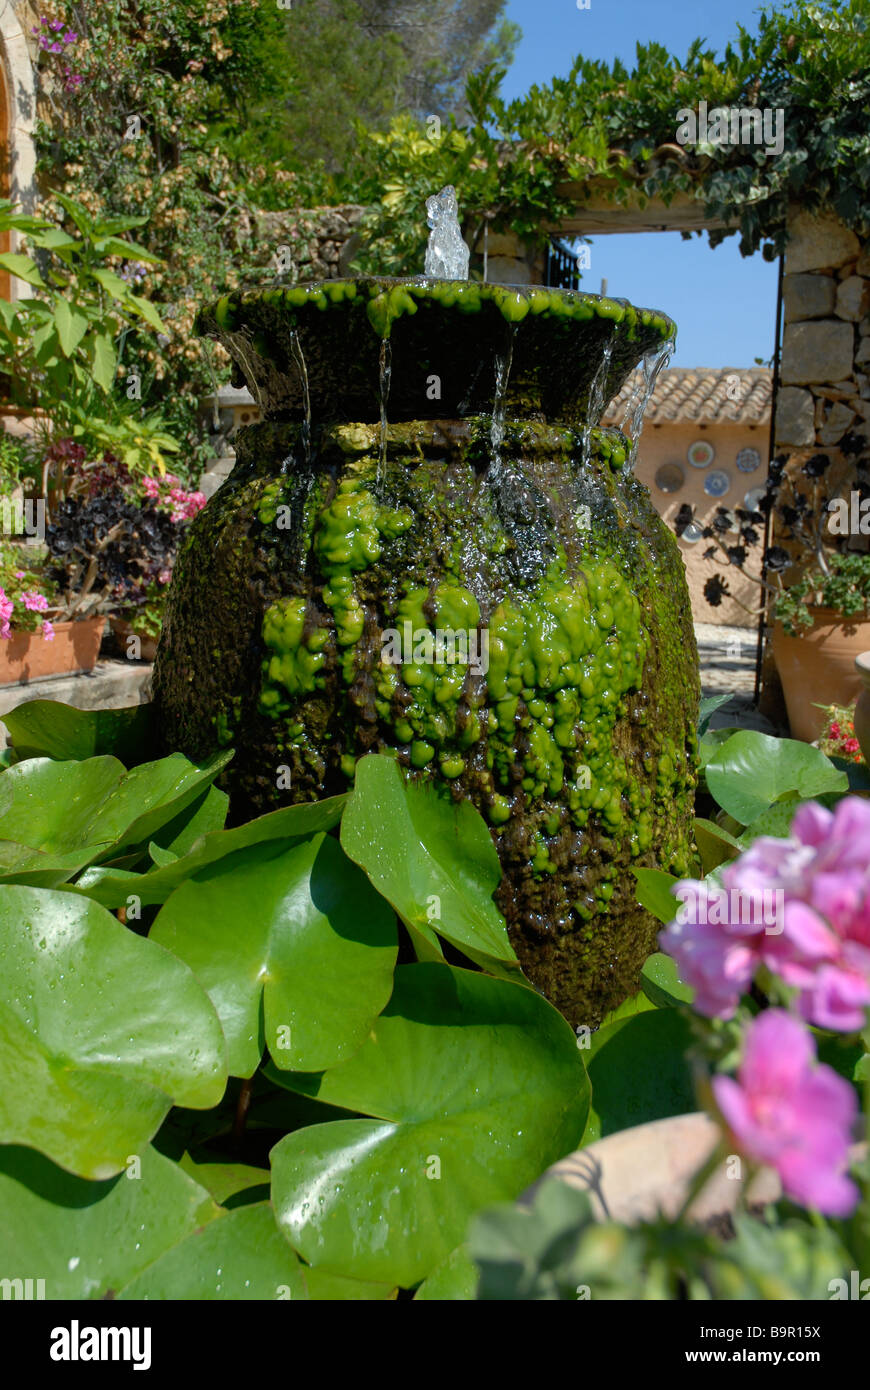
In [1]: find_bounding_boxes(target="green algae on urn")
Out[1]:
[153,407,698,1028]
[195,277,676,427]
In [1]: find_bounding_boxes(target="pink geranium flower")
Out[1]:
[712,1010,859,1216]
[660,797,870,1030]
[0,588,13,641]
[42,620,55,642]
[22,591,49,612]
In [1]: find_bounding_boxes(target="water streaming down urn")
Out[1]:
[152,188,699,1026]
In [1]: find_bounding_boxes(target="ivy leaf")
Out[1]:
[0,886,227,1178]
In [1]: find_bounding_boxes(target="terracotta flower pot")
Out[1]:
[108,616,159,663]
[0,616,106,687]
[853,651,870,764]
[524,1114,780,1225]
[771,606,870,743]
[525,1112,865,1227]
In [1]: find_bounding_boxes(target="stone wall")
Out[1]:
[776,210,870,454]
[245,206,366,282]
[242,208,546,287]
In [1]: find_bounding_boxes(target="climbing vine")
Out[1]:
[348,0,870,274]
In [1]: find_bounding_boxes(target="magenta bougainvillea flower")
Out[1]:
[712,1010,859,1216]
[660,797,870,1031]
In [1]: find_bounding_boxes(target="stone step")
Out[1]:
[0,660,152,749]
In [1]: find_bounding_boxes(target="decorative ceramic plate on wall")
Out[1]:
[654,462,685,494]
[688,440,715,468]
[736,447,761,474]
[743,486,766,513]
[680,521,705,544]
[704,469,731,498]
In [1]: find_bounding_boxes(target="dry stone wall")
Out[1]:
[776,210,870,455]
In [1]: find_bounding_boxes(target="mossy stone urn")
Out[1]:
[152,276,699,1025]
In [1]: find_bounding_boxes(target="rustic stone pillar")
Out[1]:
[470,229,546,285]
[761,209,870,725]
[777,209,869,453]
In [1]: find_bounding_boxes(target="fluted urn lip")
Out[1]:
[196,276,676,428]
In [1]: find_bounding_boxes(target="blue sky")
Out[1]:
[501,0,778,368]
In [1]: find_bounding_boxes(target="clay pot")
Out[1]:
[771,606,870,742]
[853,651,870,764]
[524,1114,779,1224]
[525,1112,865,1227]
[108,616,158,664]
[0,616,106,687]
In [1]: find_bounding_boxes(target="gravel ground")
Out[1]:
[693,622,779,734]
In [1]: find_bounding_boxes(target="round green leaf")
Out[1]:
[582,1006,696,1144]
[0,1144,220,1298]
[270,963,589,1287]
[705,730,847,825]
[1,699,156,764]
[341,754,519,977]
[150,833,397,1077]
[117,1203,310,1300]
[0,751,231,883]
[414,1245,478,1300]
[0,886,227,1177]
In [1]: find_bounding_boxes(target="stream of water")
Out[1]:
[621,337,675,469]
[289,329,312,468]
[378,338,392,484]
[488,327,516,485]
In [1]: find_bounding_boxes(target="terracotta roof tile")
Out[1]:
[603,367,772,427]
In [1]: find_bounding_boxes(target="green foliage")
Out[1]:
[704,729,848,824]
[349,0,870,274]
[0,699,588,1296]
[340,753,520,976]
[775,552,870,635]
[469,1177,855,1300]
[0,197,179,477]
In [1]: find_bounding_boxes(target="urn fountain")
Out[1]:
[152,208,699,1025]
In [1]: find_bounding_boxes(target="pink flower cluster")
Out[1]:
[713,1010,858,1216]
[141,475,206,523]
[0,587,54,641]
[32,17,77,51]
[660,797,870,1032]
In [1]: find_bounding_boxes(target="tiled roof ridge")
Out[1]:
[604,365,772,425]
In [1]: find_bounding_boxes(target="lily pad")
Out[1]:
[270,963,588,1287]
[705,731,847,825]
[150,833,397,1076]
[1,699,156,765]
[0,1144,219,1298]
[70,796,347,909]
[341,754,519,978]
[0,751,231,884]
[0,885,227,1178]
